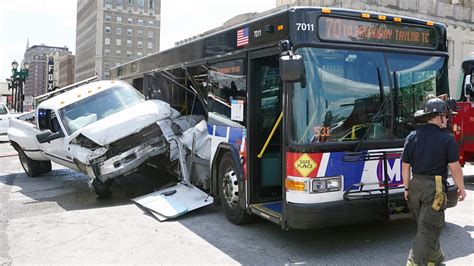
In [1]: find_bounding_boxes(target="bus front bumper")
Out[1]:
[285,195,403,230]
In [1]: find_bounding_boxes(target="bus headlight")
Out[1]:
[311,176,342,193]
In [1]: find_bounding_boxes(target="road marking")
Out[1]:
[0,154,17,158]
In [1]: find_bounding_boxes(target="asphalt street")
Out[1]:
[0,141,473,265]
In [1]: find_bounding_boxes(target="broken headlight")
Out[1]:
[70,134,101,149]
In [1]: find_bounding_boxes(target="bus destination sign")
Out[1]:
[318,17,437,48]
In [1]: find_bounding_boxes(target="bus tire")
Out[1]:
[218,153,252,224]
[18,149,43,177]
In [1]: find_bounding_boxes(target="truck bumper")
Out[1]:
[87,141,168,182]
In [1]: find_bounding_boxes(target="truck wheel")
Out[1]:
[40,161,52,174]
[91,179,112,199]
[218,153,252,224]
[18,149,43,177]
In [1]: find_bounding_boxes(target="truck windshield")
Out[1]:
[291,47,447,144]
[59,84,145,134]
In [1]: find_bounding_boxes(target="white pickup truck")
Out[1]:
[8,80,203,198]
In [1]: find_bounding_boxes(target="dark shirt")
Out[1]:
[401,123,459,177]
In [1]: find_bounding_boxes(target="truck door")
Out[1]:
[37,108,77,170]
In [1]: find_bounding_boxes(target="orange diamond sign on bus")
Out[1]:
[294,153,317,177]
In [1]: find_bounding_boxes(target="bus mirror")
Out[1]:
[470,71,474,84]
[280,54,304,83]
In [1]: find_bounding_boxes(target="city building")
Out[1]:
[58,54,76,88]
[75,0,161,82]
[23,43,71,98]
[276,0,474,94]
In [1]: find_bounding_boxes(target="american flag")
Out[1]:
[236,27,249,47]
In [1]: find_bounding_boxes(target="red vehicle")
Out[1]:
[452,57,474,166]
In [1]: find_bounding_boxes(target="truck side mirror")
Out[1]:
[36,130,65,143]
[447,99,457,114]
[465,75,473,98]
[280,54,304,83]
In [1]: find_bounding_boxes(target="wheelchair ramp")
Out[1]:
[132,183,213,221]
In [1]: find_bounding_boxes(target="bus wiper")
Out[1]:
[353,67,386,152]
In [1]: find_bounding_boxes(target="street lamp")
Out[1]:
[5,78,13,110]
[10,60,30,112]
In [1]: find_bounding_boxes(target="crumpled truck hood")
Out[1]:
[70,100,180,146]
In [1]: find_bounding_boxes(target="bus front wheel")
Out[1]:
[218,153,252,224]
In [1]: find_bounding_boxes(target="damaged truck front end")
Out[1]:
[56,81,185,198]
[71,123,168,182]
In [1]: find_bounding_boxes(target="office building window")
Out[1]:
[148,31,153,38]
[127,17,133,24]
[105,0,112,3]
[149,0,154,9]
[116,50,122,56]
[104,49,110,56]
[148,42,153,49]
[128,0,134,5]
[137,30,143,37]
[149,10,154,15]
[138,19,144,25]
[148,20,153,26]
[116,39,122,46]
[138,0,144,8]
[127,51,132,58]
[127,40,132,47]
[104,62,110,69]
[137,41,143,48]
[127,29,133,36]
[117,0,123,5]
[105,26,111,33]
[137,51,143,57]
[117,16,122,23]
[105,38,110,45]
[116,27,122,35]
[105,15,111,22]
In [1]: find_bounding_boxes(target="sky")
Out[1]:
[0,0,276,81]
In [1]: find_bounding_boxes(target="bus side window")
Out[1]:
[208,59,247,124]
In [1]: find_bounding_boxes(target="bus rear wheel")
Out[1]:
[218,153,252,224]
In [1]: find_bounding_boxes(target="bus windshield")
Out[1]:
[291,47,448,144]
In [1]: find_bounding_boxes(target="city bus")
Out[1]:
[111,6,457,229]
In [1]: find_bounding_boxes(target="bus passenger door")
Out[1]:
[248,52,282,204]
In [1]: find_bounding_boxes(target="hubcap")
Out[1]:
[19,153,29,173]
[222,169,239,209]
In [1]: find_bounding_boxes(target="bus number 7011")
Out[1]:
[296,23,315,31]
